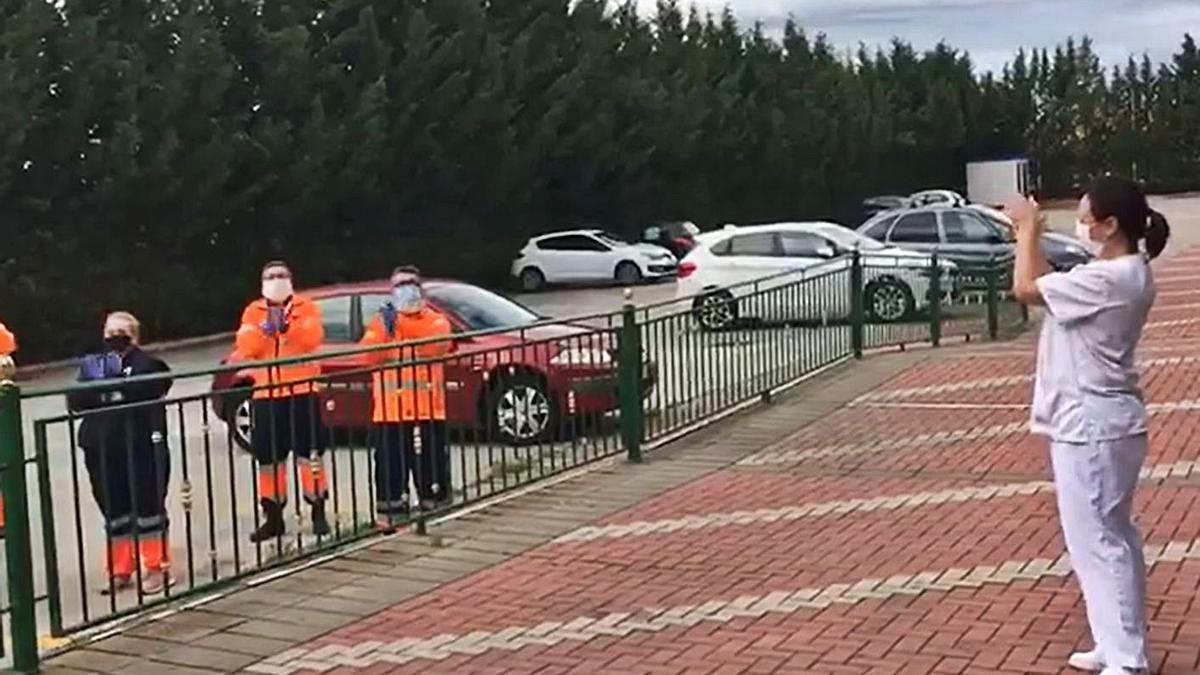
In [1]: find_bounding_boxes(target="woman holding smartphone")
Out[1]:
[1010,176,1169,675]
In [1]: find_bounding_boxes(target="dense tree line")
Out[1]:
[1,0,1197,361]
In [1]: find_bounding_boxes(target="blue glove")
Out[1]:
[271,306,290,334]
[261,306,288,337]
[79,353,123,382]
[79,354,107,382]
[102,352,123,378]
[380,303,398,336]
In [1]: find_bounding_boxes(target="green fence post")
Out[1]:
[928,253,942,347]
[850,248,864,359]
[617,291,644,463]
[0,381,38,672]
[986,256,1000,341]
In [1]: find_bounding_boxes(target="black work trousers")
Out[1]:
[372,421,451,518]
[83,439,171,538]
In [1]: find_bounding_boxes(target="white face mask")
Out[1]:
[1075,220,1106,256]
[392,284,423,314]
[262,278,294,303]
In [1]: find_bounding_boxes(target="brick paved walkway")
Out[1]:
[46,243,1200,674]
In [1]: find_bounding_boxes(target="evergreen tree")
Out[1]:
[0,1,1196,359]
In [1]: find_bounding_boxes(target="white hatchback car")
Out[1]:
[676,222,958,330]
[512,229,678,292]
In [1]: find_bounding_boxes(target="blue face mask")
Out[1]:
[392,284,423,314]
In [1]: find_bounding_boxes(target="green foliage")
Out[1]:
[0,1,1193,360]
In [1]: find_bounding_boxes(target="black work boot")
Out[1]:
[310,500,331,537]
[249,500,286,543]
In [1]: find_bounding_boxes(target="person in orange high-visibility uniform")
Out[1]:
[234,261,329,543]
[359,267,454,527]
[0,320,15,536]
[0,322,14,358]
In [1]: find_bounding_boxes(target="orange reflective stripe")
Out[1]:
[257,465,289,503]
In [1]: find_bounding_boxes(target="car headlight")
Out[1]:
[550,348,614,367]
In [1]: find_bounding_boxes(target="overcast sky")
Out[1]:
[634,0,1199,74]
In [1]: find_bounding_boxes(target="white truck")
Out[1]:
[966,158,1034,207]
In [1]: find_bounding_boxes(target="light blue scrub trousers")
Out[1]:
[1050,434,1149,671]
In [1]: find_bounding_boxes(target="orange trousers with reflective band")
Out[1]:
[257,459,328,505]
[105,535,169,578]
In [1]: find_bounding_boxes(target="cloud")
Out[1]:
[629,0,1194,73]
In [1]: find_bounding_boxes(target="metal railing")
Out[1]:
[0,252,1022,670]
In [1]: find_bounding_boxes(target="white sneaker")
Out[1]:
[140,570,175,595]
[1069,650,1104,671]
[1099,668,1147,675]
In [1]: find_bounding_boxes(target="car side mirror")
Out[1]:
[816,246,836,258]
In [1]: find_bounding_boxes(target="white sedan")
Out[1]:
[512,229,678,291]
[675,222,958,330]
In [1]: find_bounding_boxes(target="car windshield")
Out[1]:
[815,226,887,252]
[596,231,629,247]
[425,284,543,331]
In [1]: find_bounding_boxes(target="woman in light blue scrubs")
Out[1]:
[1010,176,1171,675]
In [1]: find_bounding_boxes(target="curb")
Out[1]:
[14,332,233,381]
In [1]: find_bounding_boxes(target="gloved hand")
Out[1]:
[80,353,123,381]
[270,306,290,334]
[380,303,398,336]
[102,352,124,378]
[260,306,289,337]
[79,354,107,382]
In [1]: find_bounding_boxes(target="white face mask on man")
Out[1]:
[262,278,294,303]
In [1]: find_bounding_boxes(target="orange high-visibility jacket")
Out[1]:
[0,322,15,356]
[234,295,324,399]
[359,307,454,422]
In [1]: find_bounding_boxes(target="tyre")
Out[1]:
[519,267,546,292]
[615,261,642,286]
[866,280,914,323]
[693,291,738,331]
[221,390,254,452]
[486,373,558,445]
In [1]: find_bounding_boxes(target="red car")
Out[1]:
[211,279,655,448]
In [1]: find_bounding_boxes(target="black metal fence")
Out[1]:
[0,252,1022,670]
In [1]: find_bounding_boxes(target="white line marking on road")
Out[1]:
[244,537,1200,673]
